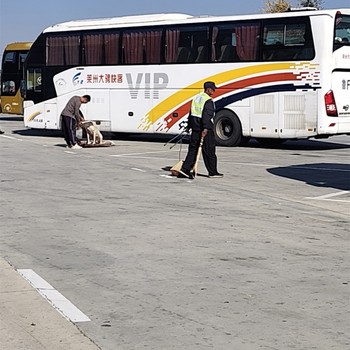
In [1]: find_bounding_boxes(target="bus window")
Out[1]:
[104,33,120,65]
[82,32,122,65]
[165,26,209,63]
[3,51,17,72]
[2,80,16,95]
[263,19,314,60]
[46,35,80,66]
[26,68,42,92]
[83,34,103,65]
[334,14,350,51]
[122,28,162,65]
[214,22,260,62]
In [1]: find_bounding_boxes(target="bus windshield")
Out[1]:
[334,14,350,49]
[1,51,28,96]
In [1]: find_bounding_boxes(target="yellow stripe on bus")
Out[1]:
[141,62,298,130]
[27,111,42,122]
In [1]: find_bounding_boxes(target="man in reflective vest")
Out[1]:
[178,81,223,179]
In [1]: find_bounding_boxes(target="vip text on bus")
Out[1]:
[22,9,350,146]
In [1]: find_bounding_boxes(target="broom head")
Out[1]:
[170,160,183,176]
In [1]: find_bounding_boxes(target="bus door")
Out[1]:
[25,67,42,104]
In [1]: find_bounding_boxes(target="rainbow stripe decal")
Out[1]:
[138,62,320,132]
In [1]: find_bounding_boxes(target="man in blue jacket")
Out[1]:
[178,81,223,179]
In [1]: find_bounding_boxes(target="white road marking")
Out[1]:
[1,134,17,140]
[131,167,146,172]
[111,150,172,157]
[17,269,90,323]
[159,174,174,179]
[305,191,350,202]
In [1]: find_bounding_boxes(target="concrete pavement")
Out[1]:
[0,115,349,349]
[0,257,100,350]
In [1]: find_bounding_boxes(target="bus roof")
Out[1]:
[44,13,194,32]
[4,42,32,51]
[42,9,350,33]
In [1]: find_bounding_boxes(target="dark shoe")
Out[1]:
[208,173,224,178]
[177,169,194,179]
[0,130,4,134]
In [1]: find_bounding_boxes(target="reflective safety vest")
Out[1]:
[190,92,211,118]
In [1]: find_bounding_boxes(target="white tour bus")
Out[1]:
[23,9,350,146]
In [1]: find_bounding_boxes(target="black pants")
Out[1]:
[182,129,218,175]
[61,115,77,147]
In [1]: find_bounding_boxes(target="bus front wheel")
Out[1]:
[214,110,242,147]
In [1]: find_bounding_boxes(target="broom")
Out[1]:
[191,136,204,177]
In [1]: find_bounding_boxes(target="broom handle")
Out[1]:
[192,136,204,174]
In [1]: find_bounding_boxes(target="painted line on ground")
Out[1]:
[159,174,174,179]
[17,269,90,323]
[131,167,147,172]
[111,150,173,157]
[0,134,22,141]
[305,191,350,202]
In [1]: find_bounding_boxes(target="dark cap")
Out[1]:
[204,81,217,90]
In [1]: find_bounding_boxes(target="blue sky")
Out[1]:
[0,0,349,60]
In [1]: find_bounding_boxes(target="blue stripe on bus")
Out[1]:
[215,84,318,110]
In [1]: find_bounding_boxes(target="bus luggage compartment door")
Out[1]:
[44,103,58,129]
[280,91,317,138]
[250,94,279,138]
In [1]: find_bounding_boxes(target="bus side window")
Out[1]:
[218,44,237,62]
[216,33,239,62]
[2,80,16,95]
[195,46,208,63]
[176,47,191,63]
[26,68,42,92]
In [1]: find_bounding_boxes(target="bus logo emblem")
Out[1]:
[73,72,83,85]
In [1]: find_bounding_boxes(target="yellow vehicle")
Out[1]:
[1,42,32,114]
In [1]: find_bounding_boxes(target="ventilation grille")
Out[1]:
[254,95,274,114]
[284,95,306,129]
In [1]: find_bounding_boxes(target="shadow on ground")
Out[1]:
[267,163,350,191]
[8,125,350,151]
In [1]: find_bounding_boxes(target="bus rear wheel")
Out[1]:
[214,110,242,146]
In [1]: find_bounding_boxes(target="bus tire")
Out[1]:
[214,110,242,147]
